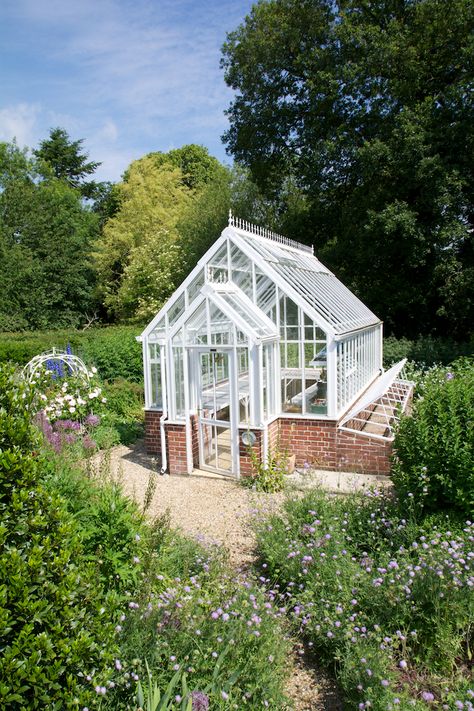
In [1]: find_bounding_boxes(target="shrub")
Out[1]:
[255,489,473,710]
[0,365,119,708]
[383,335,474,368]
[0,325,143,382]
[392,358,474,516]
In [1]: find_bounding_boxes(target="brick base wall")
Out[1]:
[145,411,392,477]
[145,410,162,455]
[238,428,263,478]
[277,417,391,475]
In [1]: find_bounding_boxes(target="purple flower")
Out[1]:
[85,413,101,427]
[422,692,435,702]
[399,660,408,669]
[446,372,454,380]
[82,435,96,450]
[191,691,209,710]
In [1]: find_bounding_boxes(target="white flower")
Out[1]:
[88,392,96,399]
[62,382,68,391]
[101,397,107,403]
[40,394,47,401]
[69,406,76,413]
[69,397,76,406]
[91,366,97,374]
[77,397,86,406]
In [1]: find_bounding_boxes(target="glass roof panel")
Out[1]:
[233,230,379,335]
[218,290,277,339]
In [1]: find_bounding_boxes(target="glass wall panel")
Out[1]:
[209,303,232,345]
[207,243,229,283]
[150,316,166,341]
[173,347,185,418]
[185,302,208,345]
[336,326,380,412]
[149,344,162,409]
[256,269,277,322]
[187,269,204,304]
[237,347,250,424]
[262,343,275,420]
[168,293,185,327]
[230,243,253,299]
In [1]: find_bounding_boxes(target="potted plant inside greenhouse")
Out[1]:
[138,212,413,479]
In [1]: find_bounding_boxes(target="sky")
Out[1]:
[0,0,254,182]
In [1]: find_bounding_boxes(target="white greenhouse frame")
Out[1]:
[139,214,409,476]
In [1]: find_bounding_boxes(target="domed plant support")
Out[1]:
[23,348,91,384]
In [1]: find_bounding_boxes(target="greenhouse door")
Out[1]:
[197,350,236,476]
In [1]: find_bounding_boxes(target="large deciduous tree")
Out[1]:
[222,0,474,338]
[94,145,227,322]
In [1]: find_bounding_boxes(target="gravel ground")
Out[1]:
[93,441,343,710]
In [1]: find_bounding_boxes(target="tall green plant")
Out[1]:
[393,359,474,515]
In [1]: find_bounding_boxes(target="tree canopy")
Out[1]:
[222,0,474,338]
[0,141,99,330]
[34,127,102,199]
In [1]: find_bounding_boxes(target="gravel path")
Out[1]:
[95,441,342,710]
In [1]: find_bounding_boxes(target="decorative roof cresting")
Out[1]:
[228,209,313,255]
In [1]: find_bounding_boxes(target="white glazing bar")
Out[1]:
[249,343,260,426]
[143,337,151,408]
[257,343,264,425]
[182,343,193,474]
[327,335,338,417]
[230,346,240,475]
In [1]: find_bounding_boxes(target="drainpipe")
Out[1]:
[160,346,168,474]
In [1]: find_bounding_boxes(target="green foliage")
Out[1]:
[243,443,287,493]
[222,0,474,339]
[0,364,119,708]
[392,359,474,516]
[34,127,102,199]
[256,488,473,709]
[106,530,291,710]
[0,140,99,330]
[93,145,228,323]
[0,325,143,381]
[383,335,474,367]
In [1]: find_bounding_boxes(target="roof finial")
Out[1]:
[228,208,233,226]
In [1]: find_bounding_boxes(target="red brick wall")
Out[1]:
[275,417,391,475]
[145,410,162,455]
[165,422,188,475]
[238,428,263,478]
[146,411,391,477]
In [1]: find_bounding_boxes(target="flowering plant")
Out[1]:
[30,356,107,453]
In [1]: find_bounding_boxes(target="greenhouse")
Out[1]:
[139,214,412,477]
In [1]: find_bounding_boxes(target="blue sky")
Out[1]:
[0,0,253,182]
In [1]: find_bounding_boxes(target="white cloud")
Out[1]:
[0,103,41,146]
[2,0,252,178]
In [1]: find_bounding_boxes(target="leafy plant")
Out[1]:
[0,364,119,708]
[255,488,473,709]
[243,441,287,493]
[392,358,474,515]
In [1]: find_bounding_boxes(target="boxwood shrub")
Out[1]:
[0,365,119,708]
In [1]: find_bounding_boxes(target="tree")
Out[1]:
[0,141,99,330]
[222,0,474,338]
[34,127,101,199]
[94,155,193,322]
[94,145,233,322]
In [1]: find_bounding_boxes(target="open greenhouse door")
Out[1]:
[197,350,237,475]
